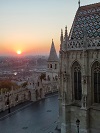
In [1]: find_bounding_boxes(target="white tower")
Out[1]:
[45,39,59,93]
[46,39,59,81]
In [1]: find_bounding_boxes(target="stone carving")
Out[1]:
[68,38,100,50]
[83,76,87,84]
[82,95,87,108]
[63,71,69,82]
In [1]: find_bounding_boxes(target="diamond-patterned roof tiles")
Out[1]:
[69,3,100,40]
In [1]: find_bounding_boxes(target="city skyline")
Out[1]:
[0,0,99,56]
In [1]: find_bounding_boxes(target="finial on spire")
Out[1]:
[78,0,80,7]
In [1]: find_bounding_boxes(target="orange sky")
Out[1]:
[0,0,72,56]
[0,0,99,56]
[0,34,60,56]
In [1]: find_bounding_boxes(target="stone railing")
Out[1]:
[0,88,30,112]
[68,38,100,50]
[68,39,84,50]
[88,38,100,49]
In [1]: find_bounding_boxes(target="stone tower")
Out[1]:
[45,39,59,93]
[46,39,59,81]
[59,2,100,133]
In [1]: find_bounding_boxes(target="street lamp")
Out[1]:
[6,93,11,113]
[76,119,80,133]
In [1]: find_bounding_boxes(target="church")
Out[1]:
[59,2,100,133]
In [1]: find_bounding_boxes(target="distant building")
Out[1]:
[27,39,59,100]
[59,2,100,133]
[44,39,59,94]
[0,40,59,112]
[27,71,45,101]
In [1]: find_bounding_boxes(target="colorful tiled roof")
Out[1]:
[69,2,100,40]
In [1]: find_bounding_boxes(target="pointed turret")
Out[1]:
[61,26,69,52]
[48,39,59,62]
[46,39,59,82]
[64,26,68,41]
[60,29,63,51]
[60,29,63,44]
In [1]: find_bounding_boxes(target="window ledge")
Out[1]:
[71,100,81,107]
[90,103,100,111]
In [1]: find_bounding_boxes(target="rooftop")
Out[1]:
[69,2,100,40]
[48,39,59,62]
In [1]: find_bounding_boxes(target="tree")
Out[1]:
[21,82,28,88]
[0,80,19,93]
[40,73,46,81]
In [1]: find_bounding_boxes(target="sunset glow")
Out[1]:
[17,50,22,55]
[0,0,99,56]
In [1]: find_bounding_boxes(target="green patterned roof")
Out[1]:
[69,3,100,40]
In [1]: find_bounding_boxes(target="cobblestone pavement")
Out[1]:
[0,94,61,133]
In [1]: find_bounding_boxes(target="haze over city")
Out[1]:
[0,1,100,133]
[0,0,99,56]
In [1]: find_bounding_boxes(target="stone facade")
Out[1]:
[59,2,100,133]
[0,87,30,112]
[28,72,45,101]
[27,40,59,100]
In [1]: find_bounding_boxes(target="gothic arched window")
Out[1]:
[92,62,100,103]
[72,62,82,100]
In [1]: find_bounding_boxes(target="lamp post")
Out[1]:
[76,119,80,133]
[15,94,18,103]
[6,93,11,113]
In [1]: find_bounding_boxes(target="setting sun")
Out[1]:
[17,50,22,55]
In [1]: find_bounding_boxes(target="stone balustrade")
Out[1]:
[68,38,100,50]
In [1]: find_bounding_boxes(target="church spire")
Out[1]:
[48,39,58,62]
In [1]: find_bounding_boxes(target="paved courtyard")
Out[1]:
[0,94,60,133]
